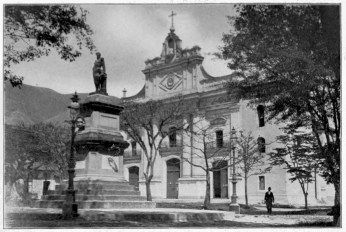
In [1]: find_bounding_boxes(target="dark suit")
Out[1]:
[265,191,274,214]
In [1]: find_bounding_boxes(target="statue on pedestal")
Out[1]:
[92,52,107,94]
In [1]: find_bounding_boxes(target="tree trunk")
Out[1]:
[245,176,248,208]
[203,172,211,210]
[332,182,340,226]
[23,177,30,204]
[145,180,152,201]
[304,193,308,209]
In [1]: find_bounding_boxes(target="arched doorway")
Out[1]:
[129,166,139,190]
[213,160,228,198]
[167,158,180,199]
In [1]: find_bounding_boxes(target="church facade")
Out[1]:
[122,25,334,206]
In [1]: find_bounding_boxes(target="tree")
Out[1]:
[4,5,96,87]
[235,131,271,208]
[32,122,71,182]
[5,124,52,203]
[5,122,70,204]
[218,5,340,224]
[181,121,232,209]
[120,96,192,201]
[269,130,323,209]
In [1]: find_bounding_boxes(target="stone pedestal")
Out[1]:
[229,203,240,214]
[31,94,156,210]
[74,94,129,179]
[75,152,125,182]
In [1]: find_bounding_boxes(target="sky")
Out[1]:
[8,4,237,98]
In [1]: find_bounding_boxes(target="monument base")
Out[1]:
[229,203,240,214]
[62,203,78,219]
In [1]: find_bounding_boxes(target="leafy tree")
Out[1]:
[5,122,70,204]
[269,131,323,209]
[235,131,271,208]
[5,124,51,203]
[120,96,192,201]
[4,5,96,87]
[181,121,232,209]
[218,5,340,224]
[32,122,71,182]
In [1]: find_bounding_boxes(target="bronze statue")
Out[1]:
[93,52,107,94]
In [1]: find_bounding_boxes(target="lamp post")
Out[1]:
[229,126,240,214]
[62,91,80,219]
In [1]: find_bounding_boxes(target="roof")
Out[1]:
[123,85,146,101]
[199,66,240,84]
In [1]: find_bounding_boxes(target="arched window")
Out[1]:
[216,130,223,148]
[257,105,265,127]
[169,127,177,147]
[168,39,174,53]
[257,137,266,153]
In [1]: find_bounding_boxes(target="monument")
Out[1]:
[32,54,156,210]
[92,52,107,95]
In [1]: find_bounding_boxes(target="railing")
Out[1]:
[159,141,183,157]
[160,141,183,148]
[206,140,232,150]
[124,149,142,158]
[206,140,232,157]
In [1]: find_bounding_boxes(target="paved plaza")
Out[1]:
[4,205,333,228]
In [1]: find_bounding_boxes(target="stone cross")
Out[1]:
[169,11,177,27]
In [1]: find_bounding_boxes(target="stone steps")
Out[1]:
[35,180,155,209]
[55,184,135,191]
[41,195,146,201]
[32,200,156,209]
[48,189,141,196]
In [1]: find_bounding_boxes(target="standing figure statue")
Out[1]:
[93,52,107,94]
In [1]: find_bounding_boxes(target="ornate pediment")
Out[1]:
[159,72,182,91]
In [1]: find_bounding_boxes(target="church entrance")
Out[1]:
[166,158,180,199]
[129,166,139,190]
[213,161,228,198]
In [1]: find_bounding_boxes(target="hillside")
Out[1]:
[4,82,88,125]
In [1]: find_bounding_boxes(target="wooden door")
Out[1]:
[129,166,139,190]
[167,158,180,199]
[213,171,221,198]
[220,168,228,198]
[213,160,228,198]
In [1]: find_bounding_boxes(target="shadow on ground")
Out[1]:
[4,213,333,228]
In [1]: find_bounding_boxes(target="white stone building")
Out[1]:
[122,26,334,206]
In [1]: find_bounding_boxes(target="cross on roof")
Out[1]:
[169,11,177,27]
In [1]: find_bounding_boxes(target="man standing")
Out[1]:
[265,187,275,214]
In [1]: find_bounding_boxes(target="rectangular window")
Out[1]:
[259,176,265,190]
[216,130,223,148]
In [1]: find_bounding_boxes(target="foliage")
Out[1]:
[269,130,323,209]
[4,5,96,87]
[31,122,71,181]
[120,95,193,201]
[235,131,271,207]
[5,124,48,186]
[5,123,70,192]
[217,4,340,218]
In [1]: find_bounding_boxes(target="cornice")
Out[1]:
[142,55,204,75]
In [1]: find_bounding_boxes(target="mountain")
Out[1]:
[4,82,88,125]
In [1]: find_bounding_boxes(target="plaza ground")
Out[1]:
[4,199,334,228]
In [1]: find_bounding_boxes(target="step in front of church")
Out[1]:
[31,180,156,209]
